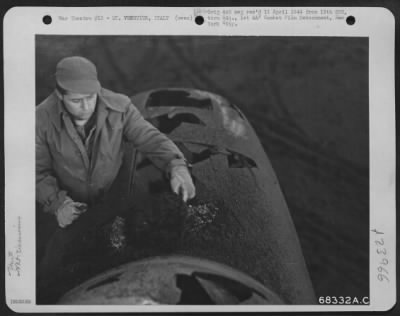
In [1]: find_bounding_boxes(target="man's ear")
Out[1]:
[55,89,63,100]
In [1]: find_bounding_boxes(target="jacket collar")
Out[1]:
[97,89,126,113]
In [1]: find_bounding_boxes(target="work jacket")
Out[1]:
[36,88,186,214]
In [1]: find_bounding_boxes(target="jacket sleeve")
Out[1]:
[36,110,68,214]
[123,103,187,174]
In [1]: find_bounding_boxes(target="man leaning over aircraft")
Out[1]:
[36,56,195,228]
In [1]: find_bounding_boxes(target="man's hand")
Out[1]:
[170,165,196,202]
[55,197,87,228]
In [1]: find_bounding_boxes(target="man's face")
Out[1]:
[62,92,97,121]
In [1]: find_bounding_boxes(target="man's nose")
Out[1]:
[81,98,90,110]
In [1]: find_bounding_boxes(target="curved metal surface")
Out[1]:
[59,255,283,305]
[126,88,316,304]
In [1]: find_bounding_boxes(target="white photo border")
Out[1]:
[4,6,396,313]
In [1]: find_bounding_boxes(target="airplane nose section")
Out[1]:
[58,256,284,305]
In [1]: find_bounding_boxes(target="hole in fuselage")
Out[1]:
[146,90,213,110]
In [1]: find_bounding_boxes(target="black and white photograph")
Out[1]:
[4,6,396,312]
[34,34,369,305]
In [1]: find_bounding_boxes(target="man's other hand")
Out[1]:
[55,197,87,228]
[170,165,196,202]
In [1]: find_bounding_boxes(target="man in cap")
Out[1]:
[36,57,196,300]
[36,56,195,230]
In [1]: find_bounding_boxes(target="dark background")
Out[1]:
[36,35,369,299]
